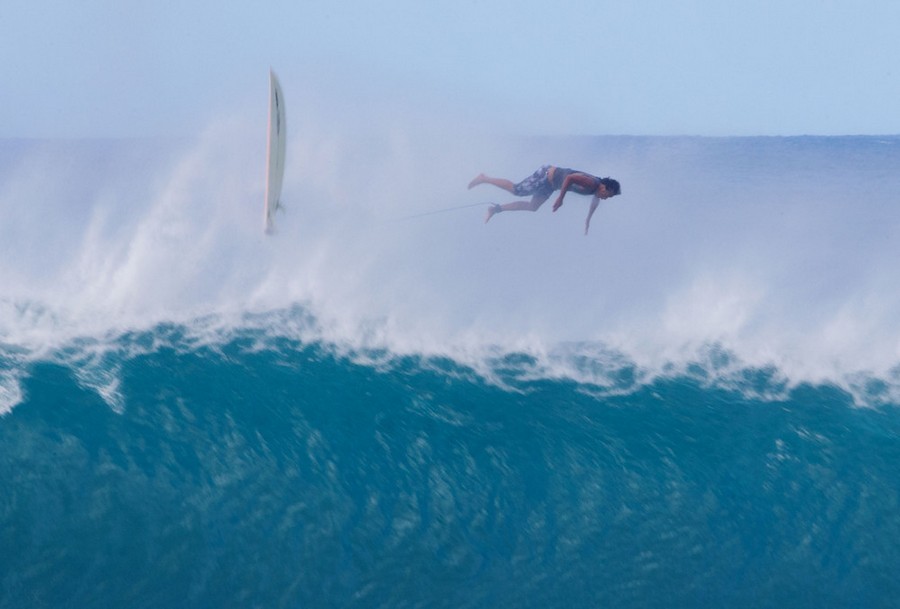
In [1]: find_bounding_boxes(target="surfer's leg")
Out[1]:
[471,166,551,195]
[485,203,503,223]
[485,193,551,223]
[468,174,517,193]
[503,193,552,212]
[527,192,552,211]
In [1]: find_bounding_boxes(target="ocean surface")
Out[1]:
[2,130,900,608]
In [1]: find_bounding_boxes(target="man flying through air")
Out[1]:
[468,165,621,235]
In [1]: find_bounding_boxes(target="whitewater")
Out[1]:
[2,114,900,607]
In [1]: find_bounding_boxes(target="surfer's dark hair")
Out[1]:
[600,178,621,196]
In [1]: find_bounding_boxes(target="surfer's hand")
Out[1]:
[552,196,564,212]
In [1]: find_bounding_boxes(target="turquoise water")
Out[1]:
[2,135,900,607]
[3,326,900,608]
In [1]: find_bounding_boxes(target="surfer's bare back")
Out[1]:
[468,165,621,235]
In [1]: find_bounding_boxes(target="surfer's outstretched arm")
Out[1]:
[553,173,596,212]
[584,197,600,235]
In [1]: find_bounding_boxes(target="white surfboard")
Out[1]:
[264,70,286,234]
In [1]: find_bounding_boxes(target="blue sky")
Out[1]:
[4,0,900,137]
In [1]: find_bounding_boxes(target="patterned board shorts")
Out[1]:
[512,165,555,197]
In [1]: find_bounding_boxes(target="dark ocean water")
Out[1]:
[2,323,900,609]
[3,134,900,607]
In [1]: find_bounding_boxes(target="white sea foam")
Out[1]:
[3,117,900,408]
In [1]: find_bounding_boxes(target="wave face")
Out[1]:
[2,325,900,608]
[2,132,900,606]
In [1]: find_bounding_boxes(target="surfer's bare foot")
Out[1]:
[468,174,487,189]
[485,203,501,224]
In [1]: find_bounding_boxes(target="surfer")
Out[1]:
[468,165,621,235]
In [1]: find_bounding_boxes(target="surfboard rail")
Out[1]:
[264,70,286,234]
